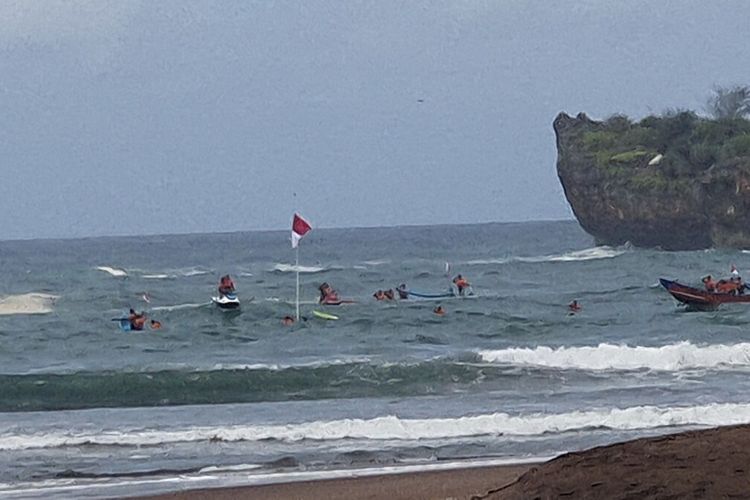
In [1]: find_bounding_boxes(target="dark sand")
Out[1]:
[485,424,750,499]
[138,425,750,499]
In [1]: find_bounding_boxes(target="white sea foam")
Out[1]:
[150,302,210,312]
[272,263,326,273]
[0,293,58,316]
[179,268,209,277]
[198,463,263,473]
[478,341,750,372]
[2,402,749,451]
[209,357,373,372]
[136,267,209,279]
[96,266,127,277]
[467,246,626,265]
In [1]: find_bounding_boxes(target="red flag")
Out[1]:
[291,213,312,248]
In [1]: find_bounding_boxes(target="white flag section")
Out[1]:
[291,213,312,321]
[291,213,312,248]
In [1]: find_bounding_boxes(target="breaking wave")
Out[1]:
[467,246,626,265]
[478,341,750,372]
[149,302,210,312]
[0,293,58,316]
[95,266,127,277]
[3,402,749,451]
[272,263,326,273]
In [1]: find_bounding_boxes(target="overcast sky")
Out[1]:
[1,0,749,239]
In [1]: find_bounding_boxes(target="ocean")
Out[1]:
[2,220,750,498]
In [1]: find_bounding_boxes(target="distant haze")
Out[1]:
[1,0,749,239]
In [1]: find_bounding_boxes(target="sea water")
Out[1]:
[1,221,750,498]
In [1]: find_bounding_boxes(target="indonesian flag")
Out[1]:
[291,213,312,248]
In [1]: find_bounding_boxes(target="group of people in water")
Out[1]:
[701,265,746,295]
[122,262,750,330]
[321,274,473,305]
[125,269,585,329]
[126,275,237,331]
[373,289,396,301]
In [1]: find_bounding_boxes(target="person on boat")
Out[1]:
[150,319,162,330]
[373,290,386,301]
[128,308,147,331]
[218,275,236,297]
[568,300,582,313]
[384,289,395,301]
[318,282,340,304]
[433,305,445,316]
[728,266,746,294]
[702,275,717,292]
[396,284,409,300]
[715,279,741,295]
[452,274,471,296]
[282,315,295,326]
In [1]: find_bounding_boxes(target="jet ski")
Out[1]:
[212,293,240,310]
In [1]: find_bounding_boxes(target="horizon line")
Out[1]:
[0,218,578,244]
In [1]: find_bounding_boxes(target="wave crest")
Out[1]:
[478,341,750,371]
[467,246,625,265]
[95,266,127,277]
[272,263,326,273]
[3,402,749,450]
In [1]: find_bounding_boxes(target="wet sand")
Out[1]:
[140,464,530,500]
[138,424,750,499]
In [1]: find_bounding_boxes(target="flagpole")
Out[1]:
[295,245,300,322]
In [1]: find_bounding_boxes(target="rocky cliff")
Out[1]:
[554,112,750,249]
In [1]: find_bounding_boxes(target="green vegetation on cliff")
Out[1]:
[579,86,750,193]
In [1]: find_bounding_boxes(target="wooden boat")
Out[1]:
[659,278,750,308]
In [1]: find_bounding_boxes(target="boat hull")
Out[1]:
[659,278,750,308]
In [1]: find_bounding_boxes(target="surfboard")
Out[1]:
[406,289,455,299]
[313,310,339,320]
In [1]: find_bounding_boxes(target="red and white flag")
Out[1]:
[291,213,312,248]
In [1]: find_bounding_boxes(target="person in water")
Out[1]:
[452,274,471,296]
[318,282,340,304]
[373,290,386,301]
[128,308,147,331]
[384,289,395,301]
[218,275,236,297]
[396,284,409,300]
[433,305,445,316]
[150,319,162,330]
[282,315,295,326]
[568,300,582,313]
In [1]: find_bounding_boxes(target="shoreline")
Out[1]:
[137,462,534,500]
[133,424,750,499]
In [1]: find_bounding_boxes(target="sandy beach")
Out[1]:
[140,464,531,500]
[137,424,750,499]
